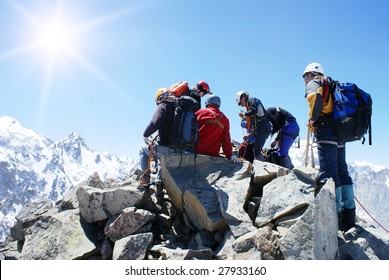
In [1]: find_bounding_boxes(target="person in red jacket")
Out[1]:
[195,95,239,162]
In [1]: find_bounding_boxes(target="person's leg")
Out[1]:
[314,124,341,211]
[253,119,271,161]
[138,143,151,186]
[278,122,299,158]
[337,144,355,231]
[153,144,171,183]
[139,143,150,172]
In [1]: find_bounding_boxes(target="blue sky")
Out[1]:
[1,0,388,167]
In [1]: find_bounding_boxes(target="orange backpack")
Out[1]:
[168,81,189,97]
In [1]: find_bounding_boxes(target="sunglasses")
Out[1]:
[303,73,311,82]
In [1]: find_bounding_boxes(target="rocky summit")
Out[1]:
[1,154,388,260]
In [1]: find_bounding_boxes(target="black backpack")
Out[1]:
[169,95,199,151]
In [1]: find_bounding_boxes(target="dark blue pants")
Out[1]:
[254,118,272,160]
[315,125,352,187]
[315,124,354,212]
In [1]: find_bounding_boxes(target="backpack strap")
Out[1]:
[320,77,331,103]
[204,109,225,130]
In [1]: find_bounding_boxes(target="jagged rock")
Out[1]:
[160,154,235,231]
[161,154,259,237]
[60,172,104,210]
[232,226,281,260]
[252,160,289,185]
[0,240,21,260]
[279,179,338,259]
[112,232,153,260]
[2,150,387,261]
[255,170,315,227]
[104,207,155,241]
[338,224,389,260]
[20,209,99,260]
[193,230,217,249]
[76,185,145,223]
[150,244,213,260]
[292,166,319,182]
[214,230,236,260]
[10,198,54,241]
[212,162,257,237]
[101,239,113,260]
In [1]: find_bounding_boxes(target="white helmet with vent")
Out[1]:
[303,63,324,75]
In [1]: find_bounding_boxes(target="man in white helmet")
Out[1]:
[303,62,356,232]
[236,91,272,161]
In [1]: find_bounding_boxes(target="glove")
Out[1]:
[230,154,239,163]
[143,136,149,145]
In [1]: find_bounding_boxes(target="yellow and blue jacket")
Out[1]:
[305,75,334,122]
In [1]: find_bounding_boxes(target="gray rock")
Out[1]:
[20,209,99,260]
[10,198,54,241]
[255,170,314,227]
[112,232,153,260]
[279,179,338,259]
[104,207,155,241]
[76,185,145,223]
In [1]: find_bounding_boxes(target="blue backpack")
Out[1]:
[331,81,373,145]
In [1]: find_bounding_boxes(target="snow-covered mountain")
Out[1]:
[0,116,137,241]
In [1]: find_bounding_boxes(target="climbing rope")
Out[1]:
[354,196,389,234]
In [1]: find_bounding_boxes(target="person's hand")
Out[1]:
[238,111,245,118]
[307,119,316,133]
[230,154,239,163]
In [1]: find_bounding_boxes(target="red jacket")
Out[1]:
[195,105,233,159]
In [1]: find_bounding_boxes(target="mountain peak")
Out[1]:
[0,115,52,148]
[66,131,85,143]
[0,115,21,130]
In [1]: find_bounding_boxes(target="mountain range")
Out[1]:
[0,116,136,241]
[0,115,388,241]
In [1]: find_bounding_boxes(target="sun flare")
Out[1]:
[38,21,74,55]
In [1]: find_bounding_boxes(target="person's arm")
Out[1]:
[143,103,166,137]
[220,116,233,159]
[305,79,323,122]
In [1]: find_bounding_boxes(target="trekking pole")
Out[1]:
[310,134,315,168]
[304,127,310,167]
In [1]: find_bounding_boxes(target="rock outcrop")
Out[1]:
[1,154,388,260]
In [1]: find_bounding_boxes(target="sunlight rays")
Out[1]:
[2,0,137,128]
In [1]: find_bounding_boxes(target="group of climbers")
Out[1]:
[138,62,357,232]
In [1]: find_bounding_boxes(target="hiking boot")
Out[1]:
[340,208,356,232]
[138,173,150,187]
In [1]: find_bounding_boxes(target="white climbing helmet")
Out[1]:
[235,91,249,105]
[303,62,324,75]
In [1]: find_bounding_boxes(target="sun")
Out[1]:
[38,20,74,56]
[1,0,136,122]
